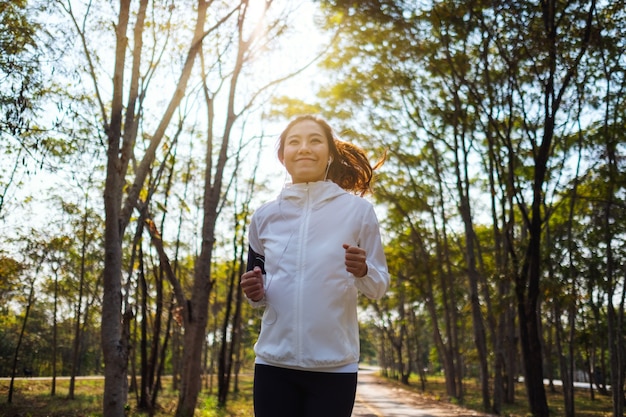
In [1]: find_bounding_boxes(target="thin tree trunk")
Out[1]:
[556,114,585,417]
[488,145,507,414]
[146,266,163,410]
[397,283,412,385]
[555,304,574,417]
[600,23,625,415]
[231,230,248,395]
[231,164,258,396]
[217,266,237,405]
[51,266,59,396]
[217,191,243,404]
[450,117,490,410]
[138,246,150,410]
[69,194,90,399]
[421,141,463,401]
[8,278,36,403]
[604,140,625,417]
[151,300,174,413]
[170,143,193,393]
[128,212,147,403]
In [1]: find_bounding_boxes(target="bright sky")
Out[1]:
[1,0,331,243]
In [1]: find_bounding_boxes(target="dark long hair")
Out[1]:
[277,115,384,196]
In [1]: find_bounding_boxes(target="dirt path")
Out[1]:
[352,369,495,417]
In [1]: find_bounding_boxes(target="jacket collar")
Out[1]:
[280,181,346,207]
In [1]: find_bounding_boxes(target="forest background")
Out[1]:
[0,1,625,417]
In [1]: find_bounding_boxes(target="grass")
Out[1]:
[0,372,616,417]
[382,373,615,417]
[0,376,254,417]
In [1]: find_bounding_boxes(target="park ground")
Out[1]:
[0,369,615,417]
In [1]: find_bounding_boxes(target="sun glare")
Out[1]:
[245,0,332,99]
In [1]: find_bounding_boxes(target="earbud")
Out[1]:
[324,157,333,181]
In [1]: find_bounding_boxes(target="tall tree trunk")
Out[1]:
[101,1,132,415]
[177,5,257,411]
[100,1,208,414]
[514,1,595,414]
[516,156,550,417]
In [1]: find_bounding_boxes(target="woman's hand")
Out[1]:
[343,244,368,278]
[241,266,265,301]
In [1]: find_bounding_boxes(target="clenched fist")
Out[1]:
[241,266,265,302]
[343,244,368,278]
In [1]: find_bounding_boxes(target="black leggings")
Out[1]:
[253,364,358,417]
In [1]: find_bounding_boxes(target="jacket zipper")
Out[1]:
[296,185,311,364]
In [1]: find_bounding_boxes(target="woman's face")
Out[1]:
[280,119,331,184]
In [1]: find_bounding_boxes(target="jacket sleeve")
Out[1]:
[354,204,390,299]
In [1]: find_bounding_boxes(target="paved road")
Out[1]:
[352,369,494,417]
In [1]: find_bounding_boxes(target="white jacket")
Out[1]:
[247,181,389,370]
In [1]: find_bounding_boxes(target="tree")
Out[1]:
[216,133,263,407]
[308,1,613,416]
[55,1,328,415]
[102,2,207,414]
[53,1,212,414]
[65,184,104,399]
[7,236,46,403]
[485,2,597,415]
[0,0,44,220]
